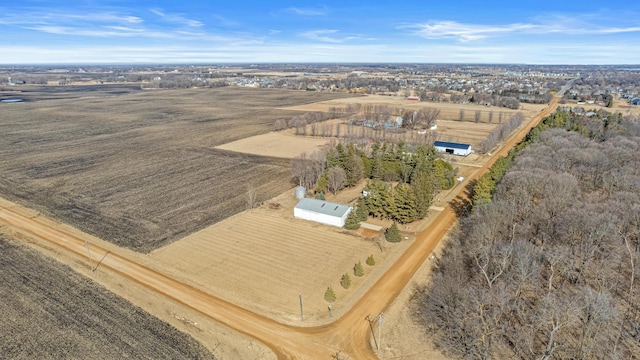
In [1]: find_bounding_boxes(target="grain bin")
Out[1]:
[295,186,306,199]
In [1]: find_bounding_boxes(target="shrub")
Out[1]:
[340,273,351,289]
[354,261,365,277]
[324,286,336,303]
[385,222,402,243]
[366,254,376,266]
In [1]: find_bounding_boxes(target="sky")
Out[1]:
[1,1,639,65]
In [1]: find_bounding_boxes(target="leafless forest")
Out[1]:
[0,235,215,359]
[415,116,640,358]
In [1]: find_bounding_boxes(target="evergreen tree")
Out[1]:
[391,183,419,223]
[472,174,495,208]
[315,173,328,194]
[433,159,456,190]
[343,152,364,186]
[340,273,351,289]
[355,202,369,222]
[385,222,402,243]
[324,286,336,302]
[411,171,434,218]
[366,254,376,266]
[344,209,361,230]
[315,191,326,200]
[354,261,365,277]
[325,147,341,169]
[362,179,392,219]
[370,152,383,180]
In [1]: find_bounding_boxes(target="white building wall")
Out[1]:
[293,208,351,227]
[434,146,471,156]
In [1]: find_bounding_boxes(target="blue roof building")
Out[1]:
[434,141,472,156]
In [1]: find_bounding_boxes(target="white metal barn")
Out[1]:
[293,198,353,228]
[434,141,472,156]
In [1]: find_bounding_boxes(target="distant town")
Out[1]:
[2,64,639,107]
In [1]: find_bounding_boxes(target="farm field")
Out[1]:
[216,115,508,160]
[0,234,215,360]
[0,86,355,252]
[215,130,333,158]
[151,187,415,324]
[0,83,143,102]
[281,93,547,121]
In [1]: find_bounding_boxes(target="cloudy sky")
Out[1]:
[1,1,639,64]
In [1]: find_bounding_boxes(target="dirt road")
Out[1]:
[0,97,559,359]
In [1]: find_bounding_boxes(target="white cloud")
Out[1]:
[150,8,203,27]
[404,19,640,42]
[299,29,358,43]
[0,10,143,26]
[1,40,639,64]
[286,7,327,16]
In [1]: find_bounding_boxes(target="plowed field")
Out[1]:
[0,234,215,359]
[0,87,355,252]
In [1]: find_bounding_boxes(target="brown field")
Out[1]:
[0,83,143,102]
[215,130,334,158]
[151,187,416,324]
[0,234,215,359]
[215,116,505,160]
[281,93,547,121]
[0,87,355,252]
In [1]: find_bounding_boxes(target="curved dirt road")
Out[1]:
[0,97,559,359]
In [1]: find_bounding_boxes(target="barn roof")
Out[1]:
[294,198,352,217]
[434,141,472,150]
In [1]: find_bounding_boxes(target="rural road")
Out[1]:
[0,96,560,359]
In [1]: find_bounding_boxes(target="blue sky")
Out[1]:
[1,1,639,64]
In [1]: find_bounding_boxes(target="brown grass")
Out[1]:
[150,188,409,323]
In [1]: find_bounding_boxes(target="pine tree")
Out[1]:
[315,191,326,200]
[355,202,369,222]
[344,209,361,230]
[362,179,392,219]
[366,254,376,266]
[385,222,402,243]
[391,183,419,224]
[340,273,351,289]
[324,286,336,302]
[354,261,365,277]
[411,171,434,218]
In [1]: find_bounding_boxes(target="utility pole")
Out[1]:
[299,292,304,321]
[84,241,94,271]
[376,312,384,352]
[365,314,379,351]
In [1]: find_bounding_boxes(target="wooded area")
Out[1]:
[414,112,640,359]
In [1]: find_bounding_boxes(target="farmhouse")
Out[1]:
[434,141,472,156]
[294,198,352,228]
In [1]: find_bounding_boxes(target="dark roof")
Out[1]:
[294,198,352,217]
[434,141,471,150]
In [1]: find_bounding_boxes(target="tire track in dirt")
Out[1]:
[0,97,559,359]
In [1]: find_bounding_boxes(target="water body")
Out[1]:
[1,99,24,103]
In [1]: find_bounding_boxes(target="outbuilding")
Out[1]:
[294,198,352,228]
[434,141,472,156]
